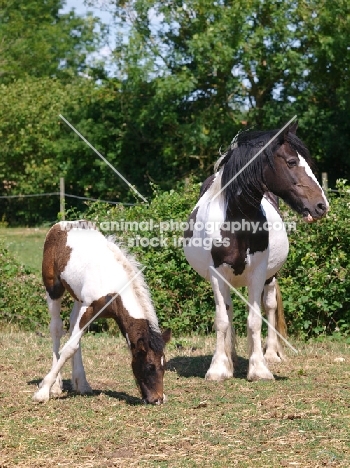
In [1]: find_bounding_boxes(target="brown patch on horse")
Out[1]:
[184,206,199,240]
[211,205,269,274]
[60,278,80,302]
[42,224,72,300]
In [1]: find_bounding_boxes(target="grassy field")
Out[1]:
[0,330,349,468]
[0,227,47,272]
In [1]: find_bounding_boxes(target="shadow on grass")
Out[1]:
[167,354,288,381]
[27,378,143,405]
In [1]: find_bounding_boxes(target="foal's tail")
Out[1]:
[275,279,287,341]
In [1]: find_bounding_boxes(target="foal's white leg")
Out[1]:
[33,306,87,403]
[263,278,283,363]
[247,276,274,381]
[70,302,92,394]
[42,294,64,397]
[206,270,234,381]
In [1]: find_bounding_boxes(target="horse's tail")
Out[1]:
[275,279,287,341]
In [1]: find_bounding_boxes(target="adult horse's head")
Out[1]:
[262,122,329,221]
[126,325,171,405]
[220,122,329,222]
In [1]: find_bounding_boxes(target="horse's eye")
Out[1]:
[287,159,298,168]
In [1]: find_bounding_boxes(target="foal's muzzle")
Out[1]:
[143,393,166,405]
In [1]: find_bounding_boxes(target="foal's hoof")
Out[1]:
[50,382,63,398]
[33,388,50,403]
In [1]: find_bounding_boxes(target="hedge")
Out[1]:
[1,179,350,339]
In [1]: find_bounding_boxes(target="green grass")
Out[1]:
[0,331,349,467]
[0,227,47,272]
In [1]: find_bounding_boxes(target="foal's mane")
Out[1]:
[106,237,161,336]
[216,127,312,211]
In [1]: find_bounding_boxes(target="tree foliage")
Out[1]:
[0,0,104,83]
[0,0,349,224]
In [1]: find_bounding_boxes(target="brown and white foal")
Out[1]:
[34,221,170,404]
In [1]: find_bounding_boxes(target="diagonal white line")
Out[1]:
[59,265,147,355]
[209,266,298,354]
[211,115,297,202]
[59,114,148,203]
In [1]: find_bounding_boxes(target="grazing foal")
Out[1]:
[34,221,170,404]
[184,123,328,381]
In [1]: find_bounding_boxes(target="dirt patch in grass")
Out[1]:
[0,332,349,467]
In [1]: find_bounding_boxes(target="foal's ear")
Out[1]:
[162,328,172,345]
[136,337,147,354]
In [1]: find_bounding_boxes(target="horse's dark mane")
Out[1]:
[149,326,165,353]
[219,128,313,212]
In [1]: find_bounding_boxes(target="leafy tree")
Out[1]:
[102,0,350,183]
[0,0,105,83]
[0,77,128,224]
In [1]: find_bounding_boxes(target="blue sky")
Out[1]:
[61,0,113,23]
[60,0,117,72]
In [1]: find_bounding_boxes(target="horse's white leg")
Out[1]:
[70,301,92,394]
[41,294,64,397]
[33,306,87,403]
[206,270,234,381]
[263,278,284,363]
[247,275,274,381]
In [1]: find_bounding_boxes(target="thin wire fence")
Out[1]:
[0,192,135,205]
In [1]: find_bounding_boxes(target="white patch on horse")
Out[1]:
[298,154,329,209]
[184,173,226,280]
[60,228,158,327]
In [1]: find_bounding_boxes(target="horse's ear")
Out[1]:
[282,120,298,142]
[162,328,171,345]
[136,337,147,354]
[289,121,298,134]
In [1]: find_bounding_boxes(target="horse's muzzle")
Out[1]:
[143,393,167,405]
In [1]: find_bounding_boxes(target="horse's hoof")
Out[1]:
[33,388,50,403]
[264,352,282,364]
[50,382,63,398]
[73,379,93,395]
[205,370,233,381]
[247,369,274,381]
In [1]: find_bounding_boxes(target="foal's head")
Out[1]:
[127,326,171,405]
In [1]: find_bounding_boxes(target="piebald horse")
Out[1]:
[183,123,328,381]
[34,222,170,404]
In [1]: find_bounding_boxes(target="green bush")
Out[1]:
[2,180,350,339]
[79,179,350,339]
[0,242,72,331]
[0,242,49,329]
[279,180,350,339]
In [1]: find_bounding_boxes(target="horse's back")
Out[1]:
[43,222,135,307]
